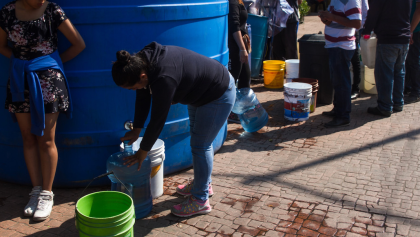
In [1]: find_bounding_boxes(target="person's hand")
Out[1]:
[318,10,334,22]
[240,50,248,64]
[120,128,142,145]
[320,17,332,25]
[123,149,148,171]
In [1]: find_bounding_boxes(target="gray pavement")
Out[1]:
[1,14,420,237]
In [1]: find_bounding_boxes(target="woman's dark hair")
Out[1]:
[112,50,150,87]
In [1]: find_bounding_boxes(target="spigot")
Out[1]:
[124,121,133,131]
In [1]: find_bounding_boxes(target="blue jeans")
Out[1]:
[405,31,420,96]
[375,44,409,111]
[188,75,236,201]
[328,47,355,120]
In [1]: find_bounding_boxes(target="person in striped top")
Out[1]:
[318,0,362,128]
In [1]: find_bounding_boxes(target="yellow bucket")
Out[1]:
[263,60,285,89]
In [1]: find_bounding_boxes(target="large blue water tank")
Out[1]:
[0,0,229,187]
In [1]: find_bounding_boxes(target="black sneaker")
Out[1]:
[393,106,403,113]
[351,91,360,100]
[405,95,420,104]
[324,118,350,128]
[367,106,392,117]
[322,110,336,117]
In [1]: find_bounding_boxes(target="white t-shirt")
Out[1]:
[324,0,362,50]
[361,0,369,28]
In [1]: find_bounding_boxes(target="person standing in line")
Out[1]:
[404,0,420,104]
[362,0,412,116]
[318,0,362,128]
[0,0,85,221]
[272,0,302,61]
[350,0,368,100]
[227,0,251,123]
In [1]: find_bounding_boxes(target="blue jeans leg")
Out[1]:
[188,75,236,201]
[405,32,420,96]
[375,44,409,111]
[328,47,354,120]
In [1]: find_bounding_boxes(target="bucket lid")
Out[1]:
[298,33,326,43]
[284,82,312,90]
[285,59,299,64]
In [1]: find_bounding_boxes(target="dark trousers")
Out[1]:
[350,30,361,92]
[272,21,298,61]
[405,31,420,96]
[328,48,355,120]
[229,41,251,89]
[375,44,409,111]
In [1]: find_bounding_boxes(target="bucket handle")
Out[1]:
[76,171,133,202]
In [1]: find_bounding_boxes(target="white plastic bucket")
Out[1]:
[120,138,165,199]
[285,59,300,79]
[284,82,312,122]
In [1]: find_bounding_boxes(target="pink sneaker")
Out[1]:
[176,180,213,197]
[171,196,211,217]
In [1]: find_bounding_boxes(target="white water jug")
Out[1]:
[360,33,377,69]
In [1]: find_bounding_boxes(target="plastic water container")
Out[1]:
[120,138,165,199]
[247,14,268,77]
[360,34,377,69]
[107,141,152,219]
[284,83,312,122]
[232,88,268,133]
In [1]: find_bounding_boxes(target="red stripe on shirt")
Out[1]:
[325,34,356,43]
[330,6,346,17]
[345,7,361,16]
[329,6,361,18]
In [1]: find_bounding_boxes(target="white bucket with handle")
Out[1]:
[120,138,165,199]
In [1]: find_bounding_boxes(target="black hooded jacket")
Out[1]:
[133,42,230,151]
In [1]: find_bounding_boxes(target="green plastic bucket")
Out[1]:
[75,191,135,237]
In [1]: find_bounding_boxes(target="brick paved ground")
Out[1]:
[1,15,420,237]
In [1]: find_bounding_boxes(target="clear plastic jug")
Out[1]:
[232,88,268,133]
[107,141,152,219]
[360,33,377,69]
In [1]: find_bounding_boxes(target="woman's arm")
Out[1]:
[0,28,12,58]
[58,19,85,63]
[233,31,248,63]
[229,0,248,63]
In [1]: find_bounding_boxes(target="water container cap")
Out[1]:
[120,137,165,153]
[363,35,370,40]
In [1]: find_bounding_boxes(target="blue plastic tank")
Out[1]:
[232,88,268,133]
[107,141,152,219]
[0,0,229,187]
[247,14,268,78]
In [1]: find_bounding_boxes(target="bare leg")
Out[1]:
[15,113,42,187]
[37,113,59,192]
